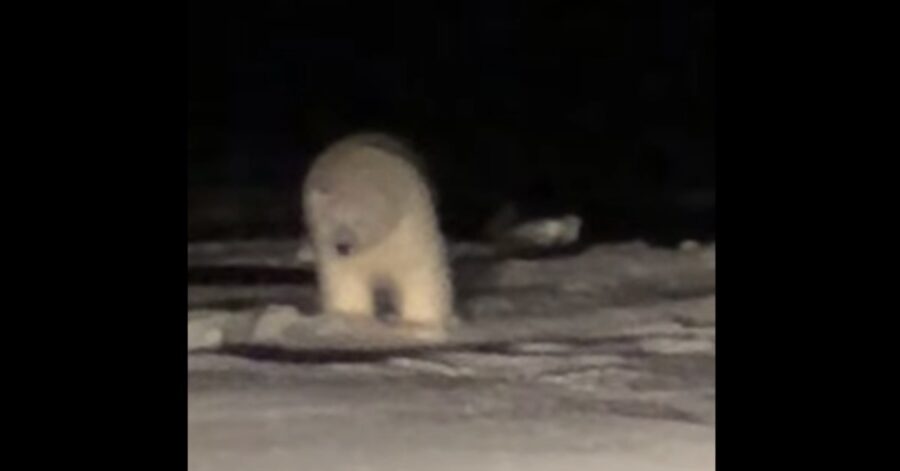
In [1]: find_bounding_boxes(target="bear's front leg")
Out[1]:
[319,264,375,320]
[394,265,454,336]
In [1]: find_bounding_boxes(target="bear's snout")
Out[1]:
[336,241,353,256]
[333,226,357,256]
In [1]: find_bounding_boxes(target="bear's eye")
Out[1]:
[310,182,331,197]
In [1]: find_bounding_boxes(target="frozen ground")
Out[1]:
[188,239,715,470]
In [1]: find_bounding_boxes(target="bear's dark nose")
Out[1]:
[333,225,357,256]
[336,242,353,256]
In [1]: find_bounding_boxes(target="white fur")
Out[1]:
[302,133,454,338]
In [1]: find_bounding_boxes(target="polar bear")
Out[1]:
[302,132,455,338]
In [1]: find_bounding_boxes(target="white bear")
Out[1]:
[302,132,455,338]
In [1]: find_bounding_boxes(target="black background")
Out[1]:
[188,0,715,244]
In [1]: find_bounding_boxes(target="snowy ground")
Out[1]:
[188,239,715,470]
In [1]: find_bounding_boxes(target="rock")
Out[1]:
[250,305,306,343]
[188,314,229,351]
[507,215,582,247]
[295,237,316,264]
[679,239,701,252]
[484,202,582,252]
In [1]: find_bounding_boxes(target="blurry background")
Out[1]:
[188,0,715,245]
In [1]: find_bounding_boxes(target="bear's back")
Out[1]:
[304,132,432,206]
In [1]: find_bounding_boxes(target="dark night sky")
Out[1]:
[188,0,715,243]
